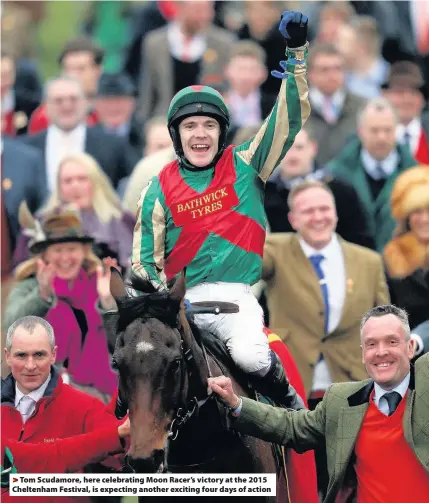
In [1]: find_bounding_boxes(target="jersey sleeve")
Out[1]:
[234,44,310,182]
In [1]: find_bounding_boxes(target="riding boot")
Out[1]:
[251,352,305,410]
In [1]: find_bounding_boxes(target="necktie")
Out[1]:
[18,396,35,423]
[374,163,385,181]
[323,96,336,124]
[310,254,329,334]
[383,391,402,416]
[403,130,411,149]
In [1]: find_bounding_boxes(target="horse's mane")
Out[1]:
[115,273,181,333]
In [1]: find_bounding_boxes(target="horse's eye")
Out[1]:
[169,359,181,374]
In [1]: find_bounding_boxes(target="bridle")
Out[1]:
[167,336,214,442]
[124,301,239,474]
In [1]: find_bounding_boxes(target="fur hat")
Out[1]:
[19,202,94,255]
[383,232,429,278]
[390,166,429,221]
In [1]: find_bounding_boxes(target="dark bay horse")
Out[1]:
[108,271,289,503]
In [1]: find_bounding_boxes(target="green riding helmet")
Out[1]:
[167,85,230,167]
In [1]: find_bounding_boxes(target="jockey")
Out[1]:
[131,11,310,407]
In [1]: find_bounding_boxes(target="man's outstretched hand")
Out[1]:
[208,376,240,409]
[278,11,308,48]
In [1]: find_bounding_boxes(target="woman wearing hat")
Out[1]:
[383,165,429,332]
[3,204,119,402]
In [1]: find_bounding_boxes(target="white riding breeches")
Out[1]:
[186,282,271,375]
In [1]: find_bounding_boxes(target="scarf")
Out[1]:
[45,268,118,395]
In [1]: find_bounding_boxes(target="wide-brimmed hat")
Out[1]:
[19,202,94,255]
[381,61,428,100]
[390,166,429,221]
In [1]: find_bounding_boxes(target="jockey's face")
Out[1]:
[179,115,221,167]
[288,186,338,250]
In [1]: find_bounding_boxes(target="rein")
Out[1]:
[166,327,213,439]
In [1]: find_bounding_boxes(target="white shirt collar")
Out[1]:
[227,89,260,106]
[167,21,207,62]
[299,233,340,260]
[2,90,15,114]
[396,116,421,138]
[373,373,410,408]
[310,87,346,111]
[14,374,51,408]
[360,148,399,178]
[48,123,86,138]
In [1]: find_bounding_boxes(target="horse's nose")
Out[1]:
[124,449,165,473]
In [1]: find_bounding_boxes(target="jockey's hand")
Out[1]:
[278,11,308,48]
[208,376,240,409]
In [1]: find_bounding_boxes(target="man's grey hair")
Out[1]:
[360,305,410,340]
[43,75,84,101]
[6,316,55,352]
[357,96,399,126]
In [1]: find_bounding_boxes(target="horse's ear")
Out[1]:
[110,267,127,299]
[169,270,186,302]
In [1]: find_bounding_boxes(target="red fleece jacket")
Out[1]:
[1,368,122,502]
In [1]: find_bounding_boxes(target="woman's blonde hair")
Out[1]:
[14,243,101,281]
[42,153,123,223]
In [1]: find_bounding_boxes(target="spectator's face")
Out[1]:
[178,115,220,167]
[245,1,281,39]
[279,130,317,178]
[145,124,173,156]
[43,242,86,281]
[318,13,347,44]
[5,325,57,394]
[0,56,15,98]
[409,207,429,243]
[288,187,338,249]
[308,53,345,95]
[334,25,358,68]
[62,51,102,97]
[59,160,93,210]
[383,87,425,125]
[179,1,214,34]
[225,55,267,96]
[358,107,397,160]
[95,95,135,128]
[46,80,87,132]
[361,314,414,389]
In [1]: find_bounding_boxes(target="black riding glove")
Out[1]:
[278,10,308,48]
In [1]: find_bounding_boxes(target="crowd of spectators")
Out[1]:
[1,1,428,500]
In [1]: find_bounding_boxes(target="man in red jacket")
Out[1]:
[1,315,123,503]
[28,37,103,134]
[1,419,129,500]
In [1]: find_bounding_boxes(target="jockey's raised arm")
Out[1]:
[234,43,310,182]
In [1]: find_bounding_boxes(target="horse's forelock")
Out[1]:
[115,292,181,334]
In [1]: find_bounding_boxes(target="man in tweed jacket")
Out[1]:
[209,305,429,503]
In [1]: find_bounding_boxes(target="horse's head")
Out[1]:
[110,271,203,472]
